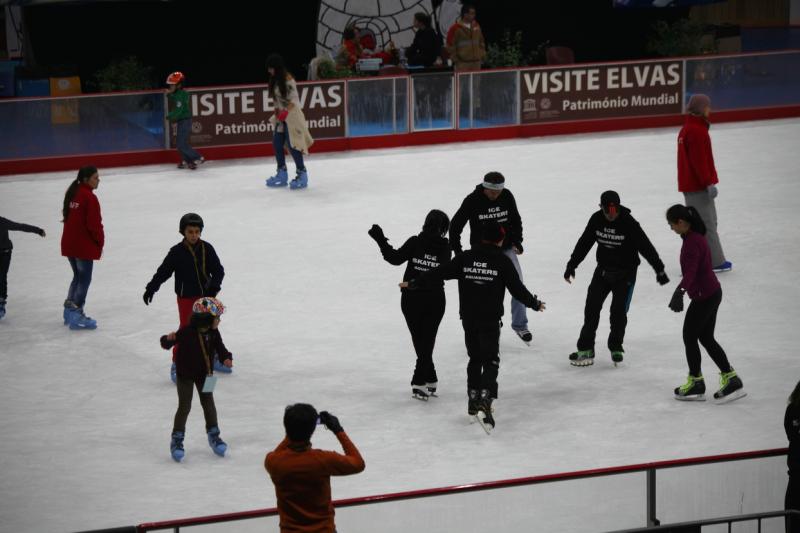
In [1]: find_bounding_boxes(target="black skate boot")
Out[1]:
[514,328,532,345]
[426,381,438,397]
[611,348,624,366]
[479,389,495,429]
[713,370,746,404]
[674,374,705,401]
[412,384,429,401]
[468,388,479,415]
[569,349,594,367]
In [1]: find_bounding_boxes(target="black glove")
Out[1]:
[513,242,523,254]
[656,271,670,286]
[531,295,543,311]
[368,224,388,246]
[405,278,420,290]
[318,411,344,434]
[669,288,684,312]
[143,289,154,305]
[564,264,576,282]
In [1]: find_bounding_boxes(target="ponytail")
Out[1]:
[665,204,707,236]
[62,166,97,222]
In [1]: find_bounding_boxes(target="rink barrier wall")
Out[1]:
[2,49,800,176]
[131,448,788,532]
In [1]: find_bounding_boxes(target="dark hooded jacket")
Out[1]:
[450,185,522,254]
[378,231,451,291]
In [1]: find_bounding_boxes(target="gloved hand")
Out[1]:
[318,411,344,434]
[512,242,523,254]
[669,288,684,312]
[707,184,718,199]
[564,264,576,283]
[143,289,154,305]
[277,109,289,122]
[368,224,388,246]
[531,295,546,311]
[656,271,670,286]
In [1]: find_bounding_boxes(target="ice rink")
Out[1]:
[1,118,799,533]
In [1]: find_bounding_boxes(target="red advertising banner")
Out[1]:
[520,60,683,123]
[168,80,345,148]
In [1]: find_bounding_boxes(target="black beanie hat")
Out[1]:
[600,190,620,216]
[480,221,506,243]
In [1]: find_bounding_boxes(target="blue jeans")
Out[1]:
[273,124,305,171]
[176,119,202,163]
[503,248,528,331]
[67,258,93,308]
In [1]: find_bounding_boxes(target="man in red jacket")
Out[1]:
[265,404,365,533]
[677,94,731,272]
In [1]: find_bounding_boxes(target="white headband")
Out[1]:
[482,181,504,191]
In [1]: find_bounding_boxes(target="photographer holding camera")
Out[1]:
[265,404,365,532]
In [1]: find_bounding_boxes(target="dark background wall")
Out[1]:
[23,0,690,89]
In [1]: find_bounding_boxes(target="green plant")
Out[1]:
[93,56,156,92]
[316,56,354,79]
[647,19,713,58]
[485,30,525,68]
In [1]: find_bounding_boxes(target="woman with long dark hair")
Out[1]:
[368,210,451,400]
[786,380,800,532]
[264,53,314,190]
[61,166,104,329]
[666,204,744,403]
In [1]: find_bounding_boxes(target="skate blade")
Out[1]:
[714,389,746,404]
[474,414,493,434]
[674,393,706,401]
[412,393,429,401]
[570,360,594,367]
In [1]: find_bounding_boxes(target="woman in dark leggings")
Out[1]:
[666,204,745,403]
[368,210,451,400]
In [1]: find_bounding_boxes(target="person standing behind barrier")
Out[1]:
[677,93,731,272]
[445,3,485,71]
[265,53,314,190]
[166,71,204,170]
[60,166,103,330]
[666,204,745,403]
[406,12,442,67]
[450,171,532,345]
[368,210,451,400]
[787,380,800,532]
[0,216,45,320]
[266,404,365,533]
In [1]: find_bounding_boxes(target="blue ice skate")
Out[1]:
[68,308,97,330]
[213,357,232,374]
[289,169,308,190]
[63,300,78,325]
[266,167,288,188]
[207,426,227,457]
[0,298,6,320]
[170,431,185,462]
[170,362,177,384]
[712,261,732,273]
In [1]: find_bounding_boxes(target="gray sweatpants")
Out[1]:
[683,191,726,266]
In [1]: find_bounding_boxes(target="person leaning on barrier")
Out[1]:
[265,404,365,533]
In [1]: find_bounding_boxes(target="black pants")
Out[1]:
[0,249,11,300]
[683,288,731,377]
[401,290,445,386]
[173,375,218,433]
[463,319,501,398]
[577,266,636,352]
[788,472,800,533]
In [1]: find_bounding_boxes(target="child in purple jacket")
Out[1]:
[666,204,745,403]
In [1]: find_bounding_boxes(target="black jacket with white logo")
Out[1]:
[450,185,523,254]
[379,232,451,291]
[567,206,664,275]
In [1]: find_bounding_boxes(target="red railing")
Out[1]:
[136,447,788,532]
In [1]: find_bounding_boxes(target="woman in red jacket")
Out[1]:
[60,166,104,330]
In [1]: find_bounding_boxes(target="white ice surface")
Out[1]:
[1,119,799,533]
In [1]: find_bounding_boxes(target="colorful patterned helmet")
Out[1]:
[166,71,185,85]
[192,297,225,318]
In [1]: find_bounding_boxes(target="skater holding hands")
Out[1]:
[666,204,744,403]
[160,297,232,461]
[0,215,45,320]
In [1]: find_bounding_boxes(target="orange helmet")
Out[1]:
[166,71,185,85]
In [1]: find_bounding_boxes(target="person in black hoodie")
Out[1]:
[402,221,545,428]
[564,191,669,367]
[368,210,451,400]
[450,171,532,345]
[0,216,46,320]
[787,379,800,532]
[405,12,442,67]
[143,213,226,382]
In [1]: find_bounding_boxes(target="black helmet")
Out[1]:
[422,209,450,237]
[179,213,204,235]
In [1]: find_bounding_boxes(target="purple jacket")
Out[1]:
[678,231,720,300]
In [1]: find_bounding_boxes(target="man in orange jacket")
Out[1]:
[445,3,486,71]
[265,404,365,533]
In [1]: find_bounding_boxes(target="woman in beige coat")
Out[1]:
[265,54,314,190]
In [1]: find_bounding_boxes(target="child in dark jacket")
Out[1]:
[144,212,226,382]
[160,297,232,462]
[0,216,46,319]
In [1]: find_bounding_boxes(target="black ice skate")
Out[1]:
[426,381,438,397]
[713,370,746,404]
[467,389,480,416]
[514,328,532,346]
[674,374,706,401]
[611,349,624,367]
[475,389,495,434]
[569,349,595,367]
[412,384,430,401]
